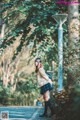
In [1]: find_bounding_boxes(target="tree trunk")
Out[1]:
[68,0,80,93]
[67,1,80,119]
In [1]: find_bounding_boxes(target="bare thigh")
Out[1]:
[43,90,50,101]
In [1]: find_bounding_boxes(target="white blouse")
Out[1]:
[37,67,52,87]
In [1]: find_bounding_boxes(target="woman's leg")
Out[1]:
[44,91,55,117]
[39,91,50,117]
[43,90,50,101]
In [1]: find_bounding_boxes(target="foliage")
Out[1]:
[0,73,39,106]
[0,0,68,89]
[16,73,38,93]
[0,0,68,62]
[51,89,80,120]
[0,1,80,120]
[0,82,11,105]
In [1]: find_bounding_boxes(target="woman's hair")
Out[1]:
[35,57,42,63]
[35,57,42,73]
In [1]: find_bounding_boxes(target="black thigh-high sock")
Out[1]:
[44,101,48,114]
[39,101,48,117]
[47,99,55,116]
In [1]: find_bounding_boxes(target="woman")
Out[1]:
[35,57,54,117]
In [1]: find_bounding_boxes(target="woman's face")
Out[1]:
[35,61,39,67]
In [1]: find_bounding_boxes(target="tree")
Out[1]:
[68,0,80,94]
[67,1,80,120]
[1,0,68,62]
[0,0,69,106]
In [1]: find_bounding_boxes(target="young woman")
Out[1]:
[35,57,54,117]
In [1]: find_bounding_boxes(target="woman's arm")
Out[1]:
[39,67,53,85]
[39,67,49,80]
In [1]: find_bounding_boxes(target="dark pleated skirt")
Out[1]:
[40,83,53,95]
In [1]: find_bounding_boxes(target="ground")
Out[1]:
[0,106,52,120]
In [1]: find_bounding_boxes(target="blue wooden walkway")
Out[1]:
[0,106,52,120]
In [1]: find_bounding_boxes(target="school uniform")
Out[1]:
[37,67,53,95]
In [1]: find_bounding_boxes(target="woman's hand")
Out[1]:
[48,79,53,85]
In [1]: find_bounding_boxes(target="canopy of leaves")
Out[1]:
[0,0,68,63]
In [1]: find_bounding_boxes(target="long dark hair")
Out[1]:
[35,66,39,73]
